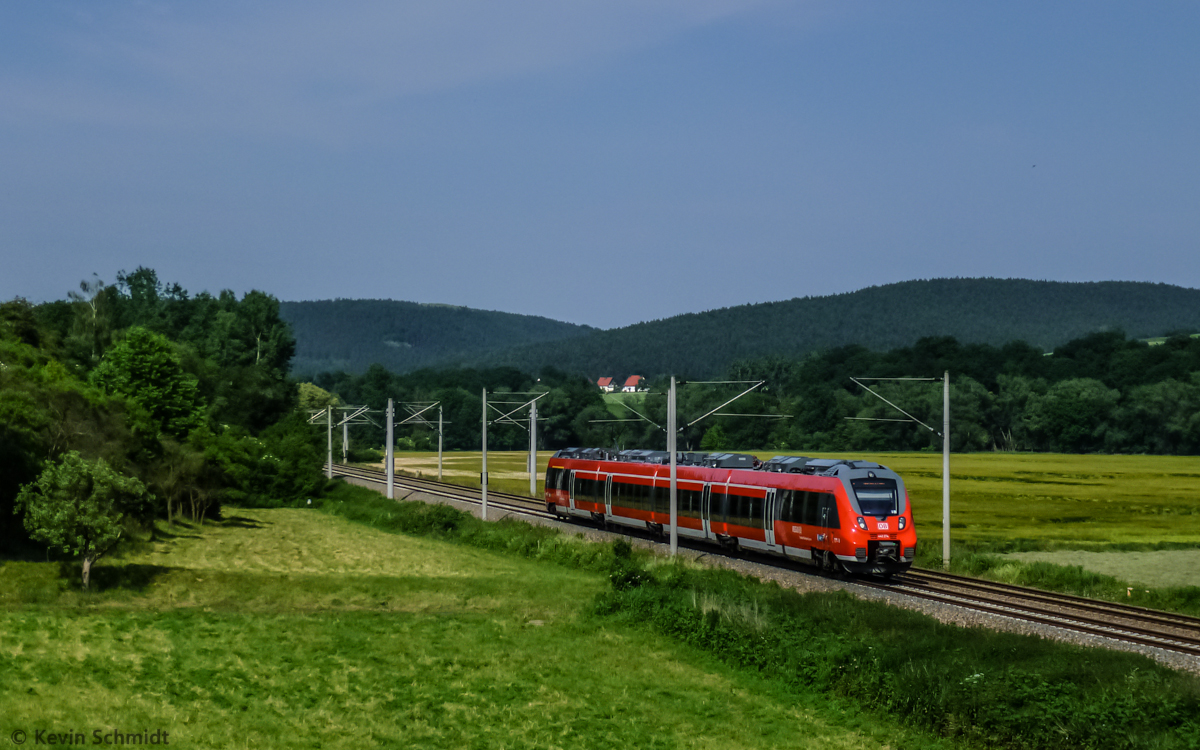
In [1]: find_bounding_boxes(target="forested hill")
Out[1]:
[470,279,1200,378]
[280,299,595,376]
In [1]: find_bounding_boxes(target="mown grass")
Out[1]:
[1,502,937,750]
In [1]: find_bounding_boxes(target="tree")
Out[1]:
[64,275,120,369]
[298,382,338,410]
[15,452,152,589]
[1026,378,1120,452]
[700,423,728,451]
[90,326,204,439]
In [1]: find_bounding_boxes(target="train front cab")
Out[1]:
[829,469,916,576]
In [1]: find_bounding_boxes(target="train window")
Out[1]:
[725,492,755,528]
[616,480,650,512]
[574,475,604,503]
[851,478,898,517]
[545,467,561,491]
[711,488,728,522]
[731,493,747,527]
[801,492,820,526]
[747,494,763,529]
[817,493,840,528]
[679,487,703,519]
[777,490,794,523]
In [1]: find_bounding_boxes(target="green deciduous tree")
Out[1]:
[700,423,728,451]
[15,451,152,588]
[90,327,204,439]
[1026,378,1120,452]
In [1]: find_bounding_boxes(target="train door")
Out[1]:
[604,475,613,517]
[764,489,777,547]
[567,470,576,511]
[701,484,712,538]
[818,494,832,548]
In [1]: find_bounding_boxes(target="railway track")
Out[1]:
[329,462,1200,660]
[330,463,551,519]
[865,571,1200,658]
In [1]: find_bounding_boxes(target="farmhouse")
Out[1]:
[597,377,615,393]
[622,375,644,393]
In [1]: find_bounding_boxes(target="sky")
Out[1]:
[2,1,1198,329]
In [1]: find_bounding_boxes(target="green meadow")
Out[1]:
[1,508,937,750]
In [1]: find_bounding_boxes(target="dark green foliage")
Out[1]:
[15,451,152,588]
[90,327,205,439]
[5,269,320,549]
[280,298,595,376]
[469,279,1200,379]
[0,320,140,549]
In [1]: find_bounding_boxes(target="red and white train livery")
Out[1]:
[544,448,917,576]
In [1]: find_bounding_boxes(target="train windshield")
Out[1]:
[851,478,899,516]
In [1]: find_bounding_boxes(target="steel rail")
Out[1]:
[899,568,1200,630]
[330,464,550,519]
[857,577,1200,658]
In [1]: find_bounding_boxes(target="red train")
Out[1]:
[544,448,917,576]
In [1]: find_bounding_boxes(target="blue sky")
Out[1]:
[2,1,1197,328]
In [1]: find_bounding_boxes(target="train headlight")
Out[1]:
[898,516,906,530]
[856,516,867,531]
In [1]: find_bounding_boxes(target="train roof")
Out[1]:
[551,448,887,477]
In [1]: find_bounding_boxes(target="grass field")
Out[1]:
[1,509,938,749]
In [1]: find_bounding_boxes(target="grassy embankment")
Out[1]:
[1,500,940,750]
[381,451,1200,613]
[6,483,1200,749]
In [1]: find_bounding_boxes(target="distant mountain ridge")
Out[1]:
[284,279,1200,378]
[465,279,1200,377]
[280,299,595,376]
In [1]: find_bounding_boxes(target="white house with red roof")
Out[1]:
[622,375,644,393]
[597,377,615,392]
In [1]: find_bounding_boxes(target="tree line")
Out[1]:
[468,279,1200,379]
[315,330,1200,456]
[2,268,325,584]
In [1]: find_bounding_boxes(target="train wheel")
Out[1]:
[818,550,837,574]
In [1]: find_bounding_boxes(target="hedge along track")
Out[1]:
[329,463,1200,660]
